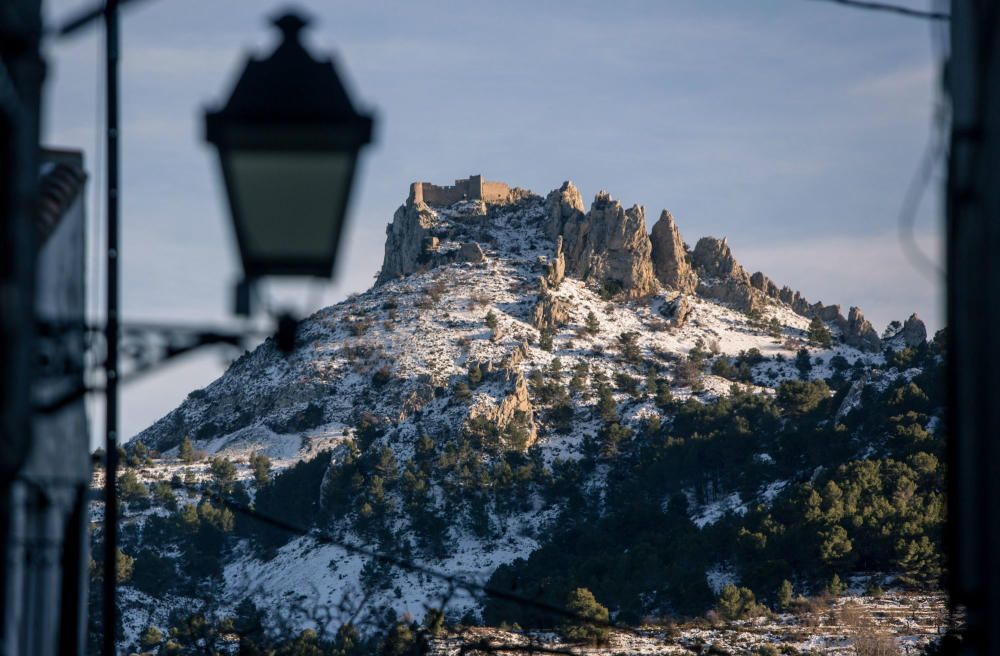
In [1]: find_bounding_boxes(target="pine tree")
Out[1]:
[152,480,177,509]
[209,457,237,494]
[827,573,844,596]
[119,470,147,501]
[819,525,853,565]
[561,587,609,645]
[539,328,554,352]
[895,536,942,587]
[716,584,759,621]
[617,332,641,363]
[423,608,445,637]
[645,367,658,398]
[767,317,783,338]
[485,310,498,330]
[379,621,416,656]
[179,436,195,464]
[807,315,833,348]
[585,311,600,335]
[249,451,271,488]
[777,579,793,611]
[129,441,149,467]
[596,385,618,425]
[795,348,813,379]
[655,380,674,409]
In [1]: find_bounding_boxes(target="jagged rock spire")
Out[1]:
[650,209,697,294]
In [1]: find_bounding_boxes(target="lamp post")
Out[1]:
[205,10,374,315]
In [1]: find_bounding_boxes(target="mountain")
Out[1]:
[107,176,944,653]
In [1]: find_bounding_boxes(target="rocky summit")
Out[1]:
[115,175,942,654]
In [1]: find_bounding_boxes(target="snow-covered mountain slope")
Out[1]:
[115,179,938,646]
[136,188,902,461]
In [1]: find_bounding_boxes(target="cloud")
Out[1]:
[850,64,937,102]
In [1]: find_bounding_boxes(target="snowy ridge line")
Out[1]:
[213,492,664,642]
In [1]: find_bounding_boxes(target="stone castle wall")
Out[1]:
[409,175,510,206]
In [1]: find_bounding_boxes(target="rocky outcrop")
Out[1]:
[376,198,486,285]
[499,341,530,374]
[691,237,748,282]
[532,279,570,332]
[650,210,697,294]
[455,242,486,264]
[750,272,779,299]
[660,294,692,328]
[544,181,585,241]
[686,236,885,352]
[901,313,928,347]
[377,199,438,284]
[545,236,566,288]
[691,237,760,313]
[465,371,537,450]
[845,306,881,351]
[562,192,656,298]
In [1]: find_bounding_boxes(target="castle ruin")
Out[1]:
[408,174,510,206]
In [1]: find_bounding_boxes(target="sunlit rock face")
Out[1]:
[650,209,697,294]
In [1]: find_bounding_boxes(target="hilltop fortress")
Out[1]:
[409,174,511,206]
[379,174,923,352]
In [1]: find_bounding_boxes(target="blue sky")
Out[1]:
[41,0,945,442]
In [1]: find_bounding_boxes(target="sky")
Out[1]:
[40,0,946,444]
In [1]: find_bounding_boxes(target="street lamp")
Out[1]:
[205,11,373,295]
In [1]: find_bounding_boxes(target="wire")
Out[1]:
[897,106,947,282]
[805,0,949,21]
[894,0,950,283]
[213,493,665,641]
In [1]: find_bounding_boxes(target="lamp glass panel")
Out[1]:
[227,150,352,266]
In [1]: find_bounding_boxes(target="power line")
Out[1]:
[213,493,663,642]
[897,107,947,282]
[806,0,949,21]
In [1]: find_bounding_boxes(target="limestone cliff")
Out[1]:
[543,181,585,242]
[532,278,570,332]
[376,176,898,352]
[376,198,487,285]
[650,209,697,294]
[845,307,881,351]
[901,313,928,347]
[377,199,438,285]
[691,237,760,313]
[564,191,656,298]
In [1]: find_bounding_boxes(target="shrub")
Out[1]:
[372,365,392,387]
[139,625,163,648]
[468,361,483,386]
[539,329,554,352]
[716,584,762,621]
